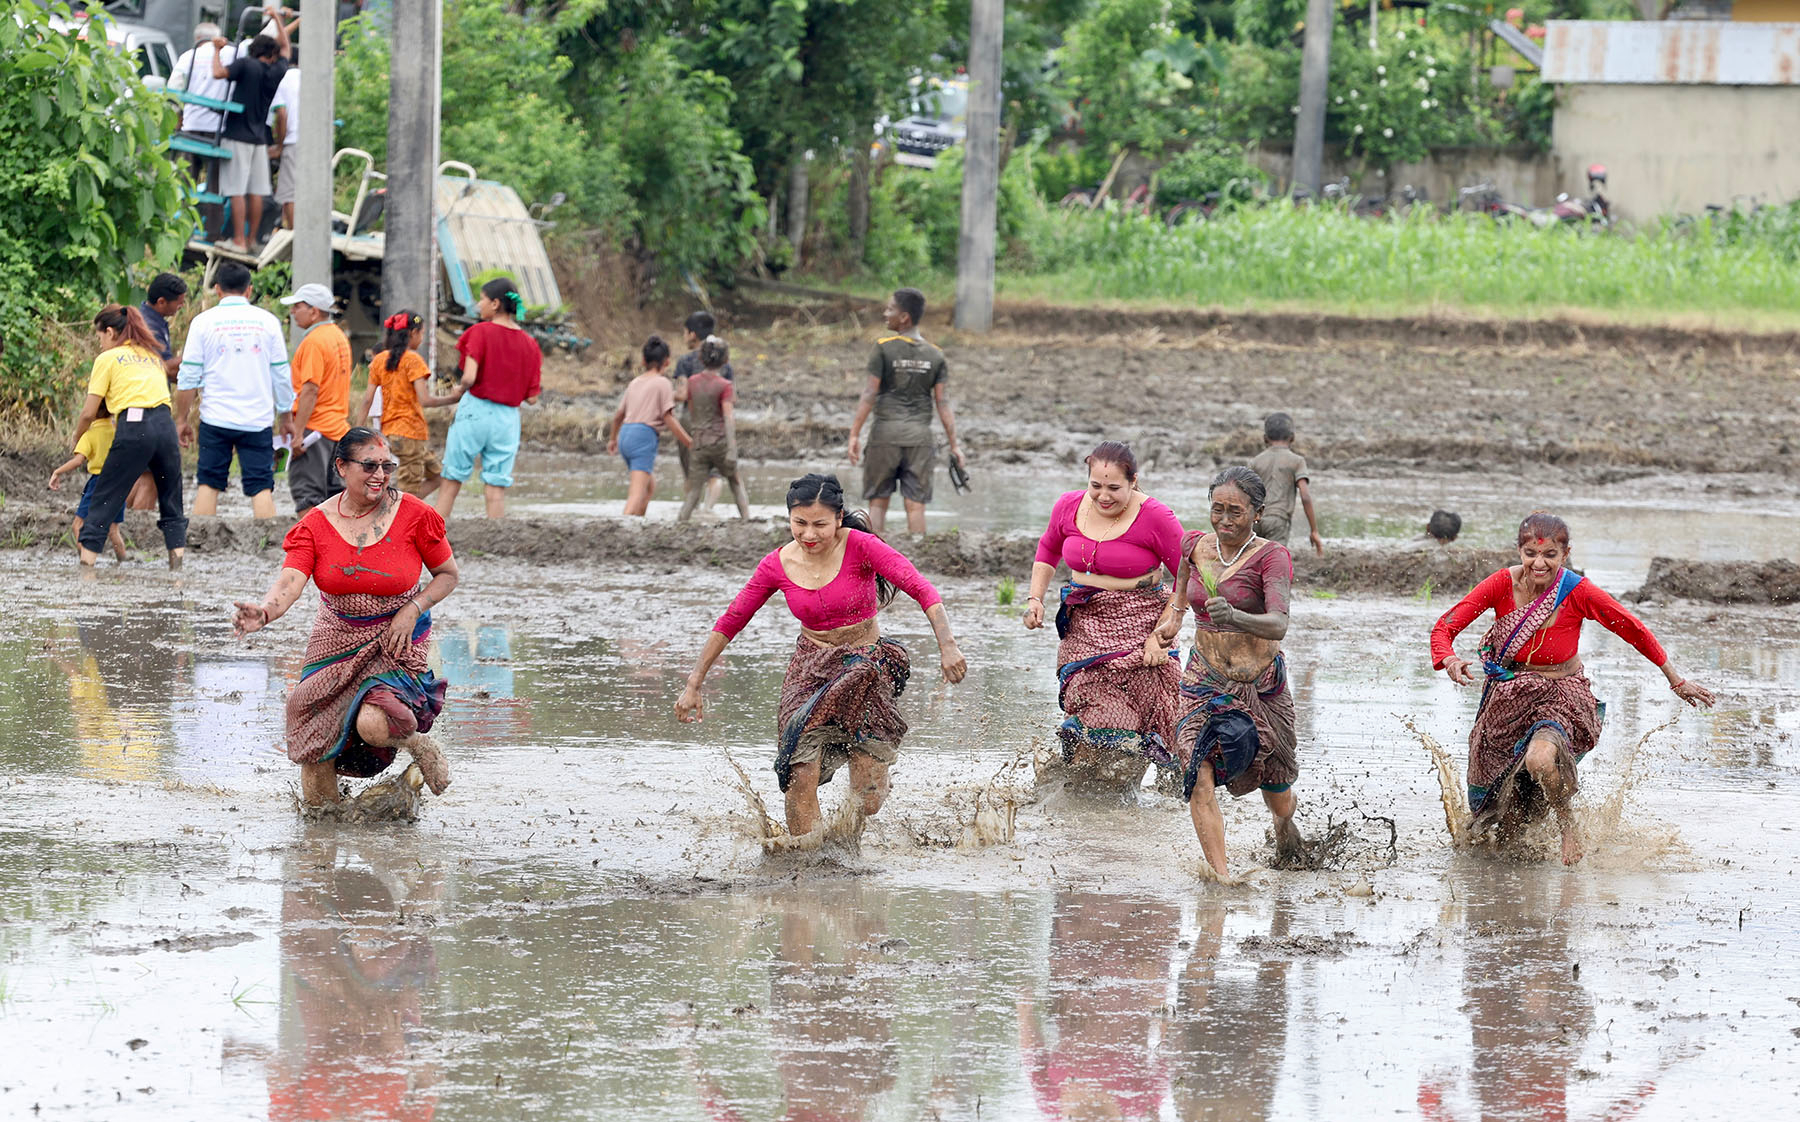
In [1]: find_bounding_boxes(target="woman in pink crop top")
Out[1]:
[1145,466,1304,878]
[675,473,966,842]
[1021,441,1187,788]
[1430,511,1715,865]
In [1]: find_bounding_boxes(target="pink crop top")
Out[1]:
[713,529,943,638]
[1034,490,1184,579]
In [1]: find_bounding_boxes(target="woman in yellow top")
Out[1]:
[355,310,462,498]
[73,305,187,569]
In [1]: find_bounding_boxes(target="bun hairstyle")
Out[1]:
[1084,440,1138,485]
[785,473,897,607]
[334,425,386,467]
[480,276,526,320]
[1516,510,1571,547]
[642,333,671,368]
[699,334,729,371]
[1209,465,1268,511]
[93,304,162,357]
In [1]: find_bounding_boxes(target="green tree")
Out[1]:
[1061,0,1205,158]
[335,0,630,230]
[0,3,195,415]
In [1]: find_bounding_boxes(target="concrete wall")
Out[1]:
[1552,84,1800,220]
[1244,143,1558,211]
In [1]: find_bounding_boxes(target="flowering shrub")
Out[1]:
[1328,26,1465,169]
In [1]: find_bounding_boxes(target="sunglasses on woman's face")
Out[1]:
[345,459,400,475]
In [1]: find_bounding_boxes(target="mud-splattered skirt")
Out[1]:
[1174,650,1297,800]
[774,636,911,792]
[286,591,446,777]
[1467,671,1603,831]
[1054,585,1180,773]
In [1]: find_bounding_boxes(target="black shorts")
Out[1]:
[861,443,935,503]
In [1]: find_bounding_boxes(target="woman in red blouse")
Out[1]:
[234,428,462,810]
[1430,511,1715,864]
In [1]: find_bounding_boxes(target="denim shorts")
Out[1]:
[195,422,276,495]
[442,394,522,488]
[617,422,659,473]
[74,475,126,525]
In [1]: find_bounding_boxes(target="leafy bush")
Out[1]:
[1061,0,1202,156]
[1329,25,1463,169]
[861,146,1042,281]
[1153,138,1267,206]
[0,3,195,417]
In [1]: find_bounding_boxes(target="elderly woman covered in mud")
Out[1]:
[1023,440,1185,789]
[675,473,966,842]
[1430,511,1715,865]
[1146,466,1305,877]
[234,427,459,810]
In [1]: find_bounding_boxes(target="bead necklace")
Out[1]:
[1214,533,1256,569]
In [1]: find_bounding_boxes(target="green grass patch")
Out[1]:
[798,201,1800,332]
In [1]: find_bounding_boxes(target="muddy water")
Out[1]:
[1,554,1796,1118]
[488,453,1800,589]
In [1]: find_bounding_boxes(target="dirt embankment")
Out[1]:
[1628,557,1800,605]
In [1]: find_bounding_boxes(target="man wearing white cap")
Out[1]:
[282,282,352,515]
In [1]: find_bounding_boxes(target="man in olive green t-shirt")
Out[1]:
[846,287,965,535]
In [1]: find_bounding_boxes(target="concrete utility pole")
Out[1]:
[954,0,1002,332]
[1294,0,1334,198]
[385,0,443,357]
[292,0,335,295]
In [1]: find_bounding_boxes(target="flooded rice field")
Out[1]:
[2,516,1797,1118]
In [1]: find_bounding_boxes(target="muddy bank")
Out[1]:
[726,285,1800,359]
[1629,557,1800,605]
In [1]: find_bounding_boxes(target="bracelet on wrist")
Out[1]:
[1669,678,1687,691]
[1026,596,1042,604]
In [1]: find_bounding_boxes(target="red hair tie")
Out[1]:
[384,312,413,331]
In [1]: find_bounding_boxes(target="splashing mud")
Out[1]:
[295,764,426,823]
[1402,715,1471,847]
[722,749,866,853]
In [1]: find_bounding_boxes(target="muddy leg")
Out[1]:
[106,522,129,561]
[675,468,706,522]
[1263,786,1304,864]
[1523,733,1580,865]
[1188,768,1229,877]
[903,498,928,536]
[299,760,341,806]
[847,753,891,817]
[867,498,890,536]
[784,759,823,836]
[351,705,449,794]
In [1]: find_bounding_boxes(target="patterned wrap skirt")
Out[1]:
[1174,650,1297,800]
[1054,584,1181,771]
[1467,671,1604,830]
[774,636,911,792]
[285,590,447,777]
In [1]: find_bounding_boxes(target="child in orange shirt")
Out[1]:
[355,310,463,498]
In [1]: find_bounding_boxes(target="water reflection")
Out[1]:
[266,836,443,1120]
[1022,892,1177,1121]
[1168,901,1290,1122]
[49,610,187,782]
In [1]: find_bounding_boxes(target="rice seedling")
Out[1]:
[995,575,1017,606]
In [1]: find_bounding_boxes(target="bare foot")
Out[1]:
[1559,821,1584,866]
[1271,815,1308,867]
[406,733,451,795]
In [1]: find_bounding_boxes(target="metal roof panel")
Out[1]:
[1542,20,1800,84]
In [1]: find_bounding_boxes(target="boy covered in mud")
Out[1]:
[1249,412,1323,556]
[673,310,733,510]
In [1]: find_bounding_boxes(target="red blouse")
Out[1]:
[282,493,453,596]
[1430,568,1668,670]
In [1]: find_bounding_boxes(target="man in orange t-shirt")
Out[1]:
[281,283,352,515]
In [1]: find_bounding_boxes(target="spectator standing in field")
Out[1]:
[209,9,291,254]
[175,261,292,521]
[269,66,300,229]
[846,288,965,536]
[283,282,353,517]
[1248,412,1324,557]
[75,306,188,569]
[672,309,734,510]
[608,334,691,516]
[677,336,750,523]
[356,310,461,499]
[139,272,188,381]
[435,278,542,520]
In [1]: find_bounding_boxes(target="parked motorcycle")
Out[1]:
[1458,166,1608,229]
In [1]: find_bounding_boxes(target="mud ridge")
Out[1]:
[1628,557,1800,605]
[724,289,1800,358]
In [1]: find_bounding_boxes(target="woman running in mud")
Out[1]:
[1430,511,1716,865]
[234,427,459,810]
[674,473,967,840]
[1146,466,1303,877]
[1023,441,1185,788]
